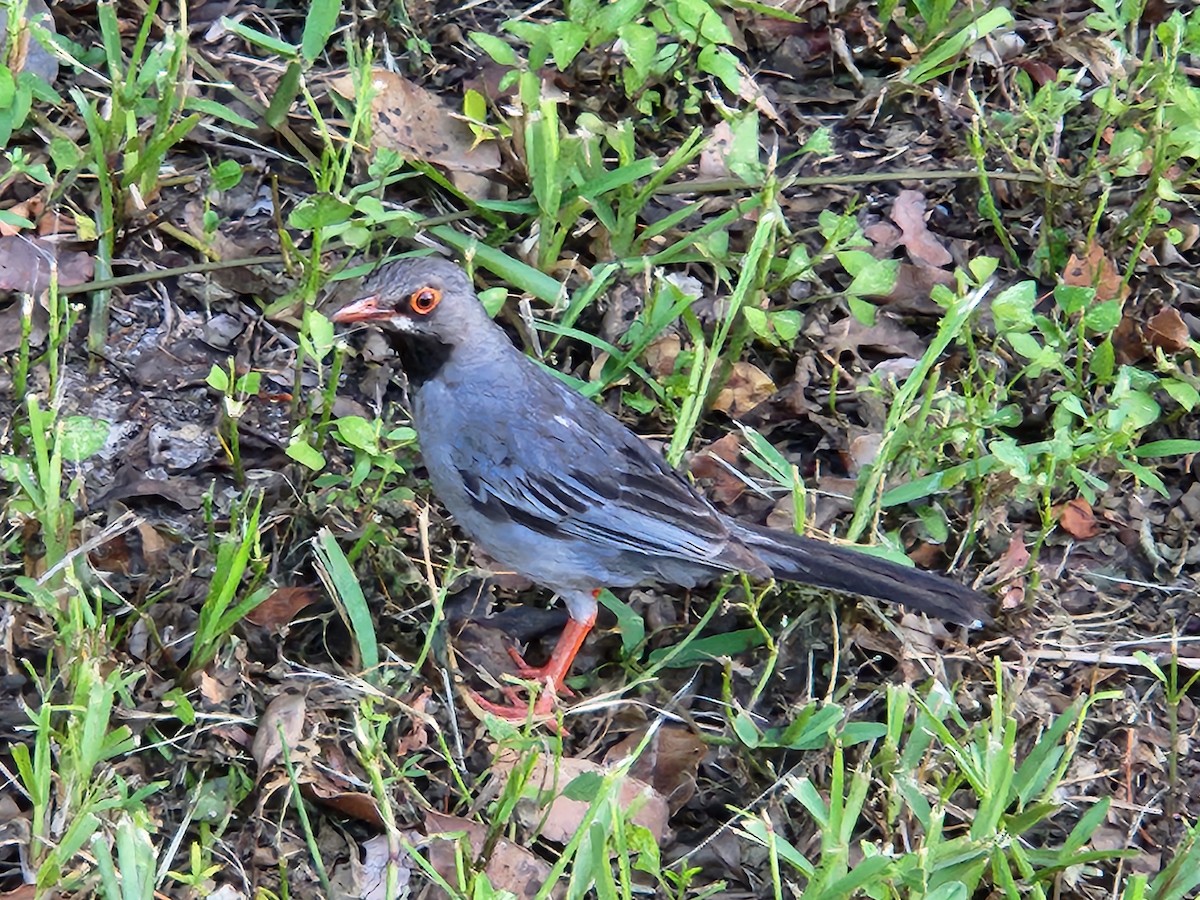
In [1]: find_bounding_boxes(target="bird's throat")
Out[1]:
[389,332,454,386]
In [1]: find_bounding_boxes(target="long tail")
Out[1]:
[728,521,990,627]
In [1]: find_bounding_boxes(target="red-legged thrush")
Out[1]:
[332,258,990,719]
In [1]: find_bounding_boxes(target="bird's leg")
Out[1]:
[470,608,597,720]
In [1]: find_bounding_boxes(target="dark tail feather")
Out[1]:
[729,522,991,627]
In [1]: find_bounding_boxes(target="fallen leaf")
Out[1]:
[425,812,560,900]
[603,727,707,813]
[699,120,735,178]
[245,586,320,630]
[690,432,747,506]
[252,691,307,776]
[493,751,670,845]
[330,69,500,176]
[890,190,952,268]
[1063,243,1129,302]
[712,361,775,416]
[0,235,93,294]
[1056,497,1100,539]
[1145,307,1189,354]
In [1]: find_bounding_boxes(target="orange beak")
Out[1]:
[330,294,389,323]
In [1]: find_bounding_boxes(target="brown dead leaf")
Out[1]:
[395,687,432,755]
[603,726,707,814]
[994,533,1030,610]
[1112,315,1149,365]
[0,235,93,295]
[890,190,952,268]
[305,773,386,828]
[493,751,670,845]
[712,361,775,416]
[329,69,500,176]
[426,812,560,900]
[245,586,320,630]
[252,690,307,776]
[699,120,735,178]
[1145,307,1189,354]
[820,314,926,359]
[1063,243,1129,302]
[878,262,955,312]
[690,432,747,506]
[1056,497,1101,539]
[644,332,682,378]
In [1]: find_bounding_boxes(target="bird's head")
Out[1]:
[330,257,489,341]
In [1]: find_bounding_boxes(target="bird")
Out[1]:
[331,257,990,719]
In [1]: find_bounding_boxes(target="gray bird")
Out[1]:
[332,257,989,718]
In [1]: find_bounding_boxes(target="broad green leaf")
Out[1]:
[58,416,110,461]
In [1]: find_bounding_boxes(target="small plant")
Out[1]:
[737,666,1127,897]
[474,0,743,118]
[188,492,271,673]
[206,360,262,486]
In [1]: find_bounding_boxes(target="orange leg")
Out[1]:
[470,610,597,721]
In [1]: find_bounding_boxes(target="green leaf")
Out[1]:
[648,628,766,667]
[289,193,353,229]
[548,20,589,70]
[206,364,230,392]
[286,439,326,471]
[698,45,740,92]
[618,23,657,79]
[1135,439,1200,458]
[1054,283,1094,315]
[334,416,379,455]
[58,416,110,461]
[1163,378,1200,411]
[471,32,519,66]
[211,159,243,191]
[992,280,1038,331]
[799,127,833,156]
[844,255,898,297]
[313,529,378,671]
[301,0,343,62]
[597,589,645,656]
[218,17,298,57]
[1089,337,1115,383]
[562,771,605,802]
[847,295,876,326]
[1084,299,1123,334]
[186,96,258,130]
[1006,331,1043,360]
[266,61,302,128]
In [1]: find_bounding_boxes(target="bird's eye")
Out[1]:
[409,287,442,315]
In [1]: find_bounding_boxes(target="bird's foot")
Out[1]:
[504,647,576,697]
[468,682,559,724]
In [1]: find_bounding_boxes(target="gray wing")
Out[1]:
[446,372,763,573]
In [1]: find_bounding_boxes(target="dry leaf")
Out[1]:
[1145,307,1189,354]
[890,190,952,268]
[330,69,500,175]
[1056,497,1100,539]
[603,727,707,813]
[425,812,560,900]
[712,361,775,416]
[245,586,320,630]
[493,752,670,845]
[699,120,735,178]
[252,691,307,775]
[690,432,747,506]
[1063,243,1129,302]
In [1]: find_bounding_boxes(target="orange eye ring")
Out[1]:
[409,287,442,315]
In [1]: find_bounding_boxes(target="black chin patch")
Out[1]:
[389,331,453,386]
